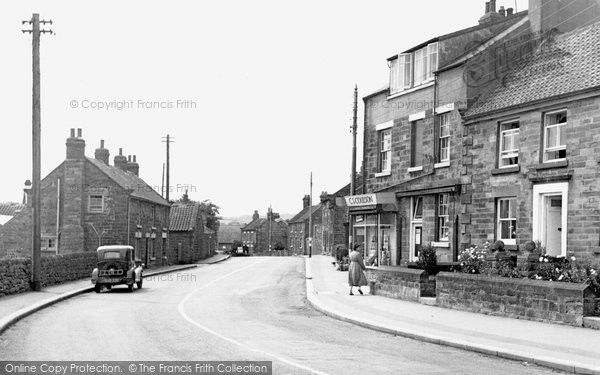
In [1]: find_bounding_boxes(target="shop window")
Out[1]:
[411,120,424,167]
[543,110,567,162]
[497,197,517,245]
[499,120,519,167]
[437,193,449,242]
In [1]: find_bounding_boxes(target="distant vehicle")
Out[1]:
[91,245,143,293]
[232,245,249,256]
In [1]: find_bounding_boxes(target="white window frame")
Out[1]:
[499,120,520,168]
[439,113,450,163]
[379,128,392,173]
[543,110,567,162]
[410,196,424,262]
[437,193,450,242]
[532,182,568,257]
[497,197,517,245]
[389,43,437,95]
[88,194,104,213]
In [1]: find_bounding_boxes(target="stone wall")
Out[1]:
[366,266,435,302]
[436,272,598,326]
[0,252,97,296]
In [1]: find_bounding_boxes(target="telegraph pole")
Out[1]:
[268,205,272,253]
[22,14,53,291]
[161,135,174,201]
[308,172,313,258]
[349,85,358,253]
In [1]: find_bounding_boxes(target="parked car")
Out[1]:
[91,245,143,293]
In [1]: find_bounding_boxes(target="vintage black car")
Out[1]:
[91,245,143,293]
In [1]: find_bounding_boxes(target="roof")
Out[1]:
[289,204,321,224]
[218,224,242,244]
[242,218,266,231]
[465,21,600,119]
[204,225,215,235]
[169,204,199,231]
[0,203,25,217]
[87,157,169,206]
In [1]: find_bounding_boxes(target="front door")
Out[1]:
[545,195,562,256]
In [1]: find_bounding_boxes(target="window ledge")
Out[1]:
[534,159,568,170]
[387,81,435,100]
[407,166,423,173]
[434,161,450,169]
[375,171,391,178]
[431,241,450,248]
[491,165,520,175]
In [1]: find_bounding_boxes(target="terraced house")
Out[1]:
[462,0,600,266]
[353,1,527,266]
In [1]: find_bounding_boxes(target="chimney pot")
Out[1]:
[77,128,82,138]
[94,139,110,165]
[100,140,104,148]
[490,0,496,13]
[128,155,132,162]
[133,155,136,162]
[119,148,123,156]
[114,148,128,170]
[485,1,490,13]
[506,7,513,16]
[70,128,75,138]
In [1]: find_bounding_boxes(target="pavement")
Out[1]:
[0,253,230,335]
[305,255,600,375]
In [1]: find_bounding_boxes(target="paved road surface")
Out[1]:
[0,257,566,374]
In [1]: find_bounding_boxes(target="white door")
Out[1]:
[545,195,562,256]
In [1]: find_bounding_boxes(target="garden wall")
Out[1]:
[0,252,97,296]
[436,272,598,326]
[366,266,435,302]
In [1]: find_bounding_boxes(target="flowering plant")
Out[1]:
[532,253,600,295]
[456,242,489,274]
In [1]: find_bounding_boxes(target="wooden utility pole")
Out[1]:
[161,135,174,201]
[161,163,165,198]
[349,85,358,253]
[22,14,53,291]
[308,172,313,258]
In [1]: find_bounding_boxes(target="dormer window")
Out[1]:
[390,42,438,95]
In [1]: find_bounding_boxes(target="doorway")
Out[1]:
[544,195,562,256]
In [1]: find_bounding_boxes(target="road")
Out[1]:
[0,257,566,374]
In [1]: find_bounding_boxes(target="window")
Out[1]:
[499,120,519,167]
[89,195,104,213]
[543,110,567,161]
[41,237,56,251]
[497,198,517,244]
[379,129,392,172]
[439,114,450,162]
[437,194,449,241]
[411,120,424,167]
[413,196,423,220]
[389,42,437,95]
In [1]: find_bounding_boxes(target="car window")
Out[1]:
[103,251,121,260]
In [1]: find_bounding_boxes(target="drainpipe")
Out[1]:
[55,177,60,255]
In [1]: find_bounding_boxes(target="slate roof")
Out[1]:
[0,203,25,216]
[242,218,267,231]
[289,204,321,224]
[465,21,600,118]
[87,157,169,206]
[218,224,242,244]
[169,204,199,231]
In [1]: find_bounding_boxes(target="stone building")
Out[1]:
[0,129,171,265]
[218,223,243,252]
[241,209,288,254]
[355,2,528,266]
[169,204,210,263]
[461,0,600,266]
[288,196,322,255]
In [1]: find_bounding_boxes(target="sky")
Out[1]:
[0,0,528,218]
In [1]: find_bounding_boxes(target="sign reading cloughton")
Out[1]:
[345,194,377,207]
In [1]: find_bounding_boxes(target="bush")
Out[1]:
[532,254,600,295]
[334,245,348,262]
[455,243,489,274]
[416,243,437,274]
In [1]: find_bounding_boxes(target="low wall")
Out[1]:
[0,252,97,296]
[436,272,598,326]
[366,266,435,302]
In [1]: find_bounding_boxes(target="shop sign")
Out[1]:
[345,194,377,207]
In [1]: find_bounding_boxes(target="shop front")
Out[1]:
[344,193,398,267]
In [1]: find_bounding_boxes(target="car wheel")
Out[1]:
[137,279,143,289]
[127,283,134,292]
[94,284,101,293]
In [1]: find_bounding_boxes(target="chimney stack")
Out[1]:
[489,0,496,13]
[499,6,506,17]
[114,148,127,170]
[479,0,501,24]
[506,7,514,16]
[126,155,139,176]
[66,128,85,160]
[94,139,110,165]
[252,210,259,221]
[303,195,310,209]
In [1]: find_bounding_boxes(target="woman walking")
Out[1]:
[348,244,368,295]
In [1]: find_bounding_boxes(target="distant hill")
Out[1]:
[221,213,293,225]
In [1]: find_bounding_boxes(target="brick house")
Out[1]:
[355,2,528,266]
[461,0,600,266]
[0,129,171,265]
[288,196,322,255]
[241,210,288,254]
[169,204,210,263]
